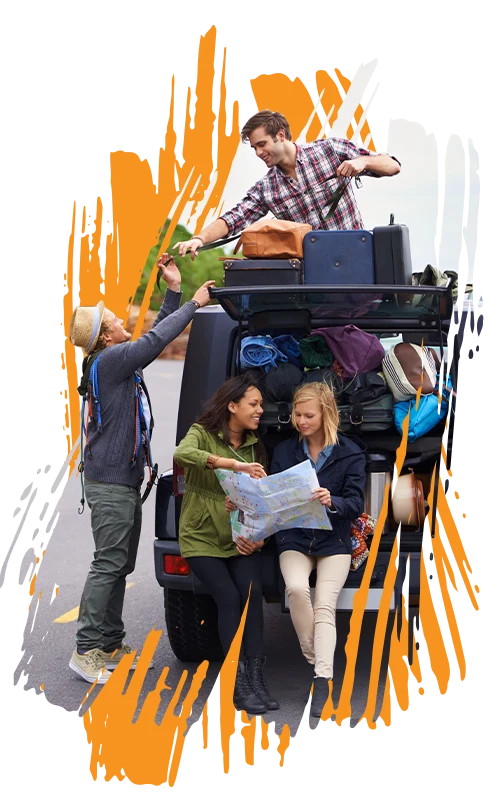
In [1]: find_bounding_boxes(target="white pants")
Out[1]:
[279,550,351,679]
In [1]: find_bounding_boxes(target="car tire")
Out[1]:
[164,588,224,662]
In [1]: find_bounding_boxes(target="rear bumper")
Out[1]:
[154,539,421,609]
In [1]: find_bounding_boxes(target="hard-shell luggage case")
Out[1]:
[372,219,412,285]
[223,258,303,287]
[302,230,375,285]
[364,452,394,535]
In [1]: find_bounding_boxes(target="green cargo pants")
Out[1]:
[76,480,142,653]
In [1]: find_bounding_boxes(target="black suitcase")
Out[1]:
[223,258,303,287]
[259,395,394,435]
[338,394,394,433]
[372,216,412,285]
[258,401,293,434]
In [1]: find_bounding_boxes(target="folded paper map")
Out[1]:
[215,460,331,543]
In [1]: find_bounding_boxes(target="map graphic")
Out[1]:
[215,460,331,542]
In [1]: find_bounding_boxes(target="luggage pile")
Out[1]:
[223,215,412,287]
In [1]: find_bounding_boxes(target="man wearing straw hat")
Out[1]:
[68,256,214,684]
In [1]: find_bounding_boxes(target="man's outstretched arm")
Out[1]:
[337,153,401,178]
[175,217,230,260]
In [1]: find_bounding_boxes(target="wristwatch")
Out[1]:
[190,299,201,310]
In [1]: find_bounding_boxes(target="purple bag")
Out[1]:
[315,325,385,378]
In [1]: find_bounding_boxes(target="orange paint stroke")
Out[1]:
[202,702,208,749]
[317,70,375,149]
[240,712,256,765]
[359,119,372,144]
[194,47,240,232]
[310,69,345,141]
[261,719,269,750]
[394,411,410,475]
[359,532,400,728]
[335,479,392,723]
[277,725,290,767]
[346,103,364,139]
[386,584,421,713]
[420,550,450,695]
[415,385,422,410]
[251,74,323,141]
[333,67,352,94]
[83,629,209,786]
[379,673,391,726]
[28,572,36,597]
[219,592,249,774]
[64,27,241,463]
[409,608,426,696]
[432,520,467,681]
[438,480,477,608]
[80,670,99,708]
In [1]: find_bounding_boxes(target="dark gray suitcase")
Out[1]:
[338,394,394,433]
[372,216,412,284]
[303,230,375,285]
[223,258,303,287]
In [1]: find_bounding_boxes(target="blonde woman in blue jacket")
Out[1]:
[270,382,366,717]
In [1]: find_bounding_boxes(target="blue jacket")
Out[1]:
[270,433,366,557]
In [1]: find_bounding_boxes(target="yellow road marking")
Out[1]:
[53,582,135,623]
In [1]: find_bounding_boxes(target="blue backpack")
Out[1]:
[77,354,156,512]
[394,375,452,441]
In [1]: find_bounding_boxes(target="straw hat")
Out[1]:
[70,301,106,353]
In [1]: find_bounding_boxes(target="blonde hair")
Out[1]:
[291,382,339,446]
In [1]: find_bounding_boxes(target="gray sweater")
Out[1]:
[83,289,196,488]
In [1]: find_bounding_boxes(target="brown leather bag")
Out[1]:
[234,219,312,259]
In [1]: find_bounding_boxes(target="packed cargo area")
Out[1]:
[154,219,456,661]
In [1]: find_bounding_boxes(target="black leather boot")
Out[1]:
[310,677,330,718]
[233,661,267,715]
[246,656,280,711]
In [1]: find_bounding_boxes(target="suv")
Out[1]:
[154,282,454,662]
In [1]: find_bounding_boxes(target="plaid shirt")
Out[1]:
[221,137,396,234]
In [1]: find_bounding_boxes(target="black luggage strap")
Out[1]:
[156,234,241,296]
[324,176,362,221]
[141,463,159,505]
[277,402,291,425]
[349,402,364,426]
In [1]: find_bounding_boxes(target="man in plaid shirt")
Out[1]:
[176,110,400,259]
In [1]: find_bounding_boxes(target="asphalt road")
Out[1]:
[14,358,390,735]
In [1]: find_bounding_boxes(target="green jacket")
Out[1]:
[173,424,265,558]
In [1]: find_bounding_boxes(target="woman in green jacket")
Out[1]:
[174,374,279,715]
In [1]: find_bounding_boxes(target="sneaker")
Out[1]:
[98,643,154,671]
[69,648,112,684]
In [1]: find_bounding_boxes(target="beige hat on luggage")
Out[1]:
[70,301,105,354]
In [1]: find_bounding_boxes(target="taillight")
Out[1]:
[164,555,190,576]
[173,462,185,496]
